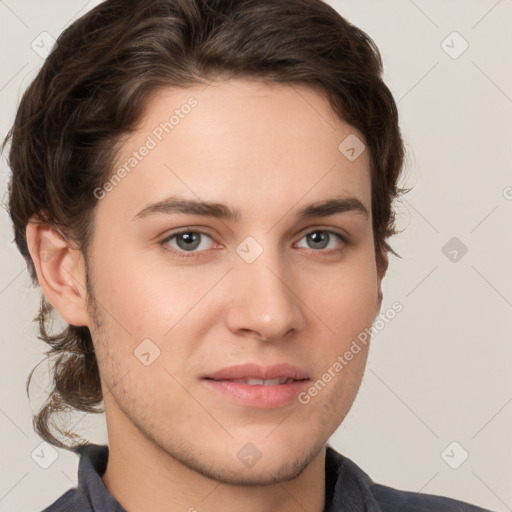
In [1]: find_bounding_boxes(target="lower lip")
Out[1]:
[202,379,310,409]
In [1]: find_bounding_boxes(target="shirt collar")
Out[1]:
[324,445,383,512]
[74,444,126,512]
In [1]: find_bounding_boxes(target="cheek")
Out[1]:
[305,258,379,342]
[302,280,374,431]
[90,245,226,341]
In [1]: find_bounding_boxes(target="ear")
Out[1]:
[375,248,389,314]
[25,216,90,327]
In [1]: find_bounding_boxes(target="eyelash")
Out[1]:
[160,228,349,260]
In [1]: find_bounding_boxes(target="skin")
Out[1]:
[26,79,387,512]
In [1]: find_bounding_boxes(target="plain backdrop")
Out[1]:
[1,1,511,511]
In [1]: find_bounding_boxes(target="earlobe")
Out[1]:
[375,286,383,314]
[375,249,389,313]
[25,217,90,327]
[378,249,389,281]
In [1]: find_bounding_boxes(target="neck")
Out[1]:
[101,404,327,512]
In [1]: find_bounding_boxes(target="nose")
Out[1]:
[224,247,307,342]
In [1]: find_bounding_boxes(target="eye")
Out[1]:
[160,228,348,260]
[161,230,216,256]
[296,230,346,251]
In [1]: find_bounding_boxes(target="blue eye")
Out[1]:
[160,228,348,260]
[162,231,215,257]
[296,230,346,251]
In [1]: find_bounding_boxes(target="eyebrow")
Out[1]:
[131,194,368,222]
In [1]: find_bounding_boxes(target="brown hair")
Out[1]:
[4,0,405,449]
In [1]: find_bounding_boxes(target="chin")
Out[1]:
[196,449,318,487]
[166,434,326,487]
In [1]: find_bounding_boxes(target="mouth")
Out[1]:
[226,377,300,385]
[202,362,310,381]
[201,363,310,409]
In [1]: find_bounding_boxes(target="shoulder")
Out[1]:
[372,482,493,511]
[325,446,495,512]
[40,444,121,512]
[41,488,90,512]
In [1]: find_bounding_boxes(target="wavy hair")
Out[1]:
[4,0,405,449]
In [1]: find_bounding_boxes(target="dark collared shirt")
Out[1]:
[41,444,494,511]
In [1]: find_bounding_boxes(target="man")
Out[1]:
[5,0,495,510]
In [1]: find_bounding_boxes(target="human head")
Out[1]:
[5,0,404,458]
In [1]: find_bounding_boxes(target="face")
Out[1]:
[85,79,383,485]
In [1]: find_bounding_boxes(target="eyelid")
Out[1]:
[160,226,350,260]
[293,229,348,252]
[160,229,218,260]
[160,226,216,242]
[160,228,217,248]
[296,225,349,240]
[161,225,349,244]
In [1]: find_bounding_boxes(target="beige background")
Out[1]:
[1,1,511,511]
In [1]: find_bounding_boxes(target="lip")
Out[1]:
[201,363,310,409]
[203,363,310,381]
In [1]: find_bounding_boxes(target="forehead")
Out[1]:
[97,79,371,225]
